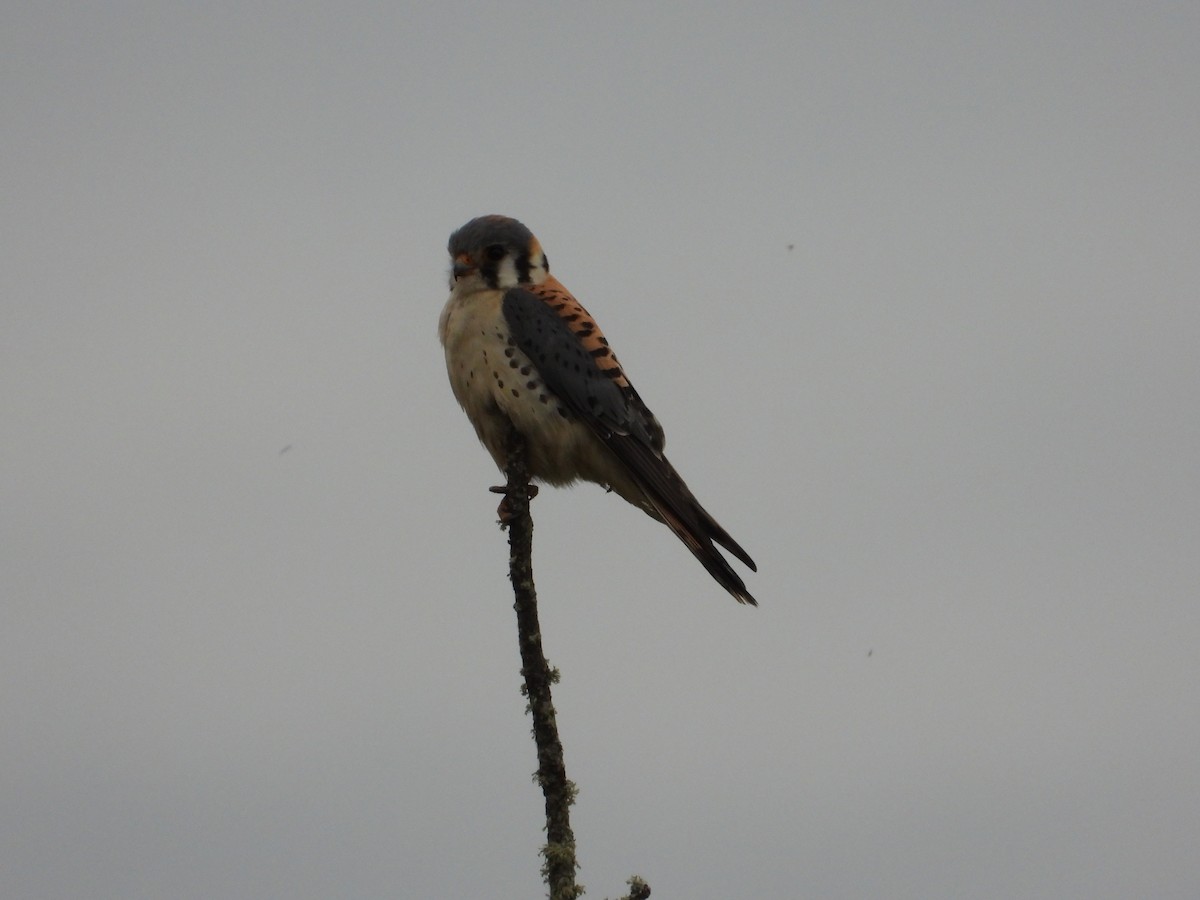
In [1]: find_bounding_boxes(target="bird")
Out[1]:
[438,215,758,605]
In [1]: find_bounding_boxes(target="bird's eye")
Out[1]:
[484,244,506,262]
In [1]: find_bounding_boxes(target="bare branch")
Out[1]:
[501,422,583,900]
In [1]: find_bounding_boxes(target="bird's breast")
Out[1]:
[439,289,608,485]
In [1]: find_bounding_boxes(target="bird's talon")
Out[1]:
[492,483,538,525]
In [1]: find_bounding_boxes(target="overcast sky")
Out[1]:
[3,3,1198,898]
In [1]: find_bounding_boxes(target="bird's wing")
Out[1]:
[500,278,661,447]
[502,279,758,604]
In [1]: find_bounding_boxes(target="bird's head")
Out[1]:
[447,215,549,293]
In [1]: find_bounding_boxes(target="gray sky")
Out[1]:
[4,2,1198,898]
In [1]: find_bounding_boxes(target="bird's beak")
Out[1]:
[452,253,475,279]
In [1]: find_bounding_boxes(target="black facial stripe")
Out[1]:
[514,251,532,284]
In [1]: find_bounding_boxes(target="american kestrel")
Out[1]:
[439,215,758,605]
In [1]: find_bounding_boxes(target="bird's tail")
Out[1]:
[606,436,758,605]
[655,499,758,606]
